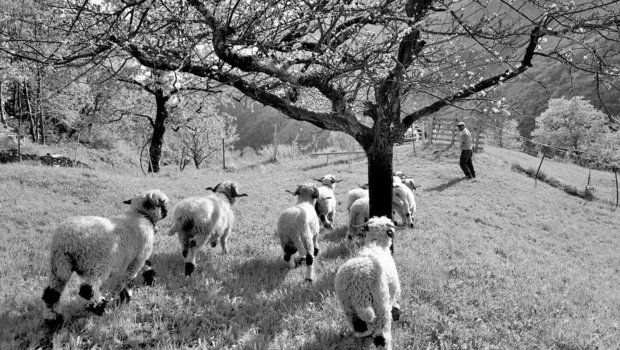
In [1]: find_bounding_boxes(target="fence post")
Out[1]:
[429,117,434,144]
[614,167,618,209]
[535,152,545,188]
[474,119,482,153]
[222,138,226,169]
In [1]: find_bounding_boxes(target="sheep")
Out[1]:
[346,197,369,251]
[314,174,342,229]
[346,184,369,213]
[392,182,415,229]
[277,183,321,282]
[334,216,401,350]
[167,181,248,276]
[41,189,170,326]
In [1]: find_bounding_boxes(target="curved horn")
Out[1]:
[205,183,222,192]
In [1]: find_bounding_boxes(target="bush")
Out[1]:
[510,163,594,201]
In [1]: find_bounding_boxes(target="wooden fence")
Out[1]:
[421,116,485,152]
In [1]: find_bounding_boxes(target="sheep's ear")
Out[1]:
[231,184,248,197]
[313,178,322,182]
[335,179,344,183]
[123,199,132,205]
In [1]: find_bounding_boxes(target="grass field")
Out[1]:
[1,144,619,349]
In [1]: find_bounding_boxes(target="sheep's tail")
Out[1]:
[355,305,376,323]
[167,216,195,236]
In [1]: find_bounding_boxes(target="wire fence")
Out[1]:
[463,115,619,208]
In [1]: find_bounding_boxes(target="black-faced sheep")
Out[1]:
[278,183,321,282]
[314,174,342,229]
[41,189,170,326]
[334,216,401,350]
[168,181,247,276]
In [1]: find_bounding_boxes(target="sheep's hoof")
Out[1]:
[373,335,386,348]
[86,299,108,316]
[391,306,401,321]
[184,263,195,276]
[304,278,313,283]
[210,241,217,248]
[142,269,156,286]
[119,288,132,304]
[43,313,64,333]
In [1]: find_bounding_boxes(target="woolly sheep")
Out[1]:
[168,181,248,276]
[41,189,170,326]
[392,182,415,229]
[346,197,369,251]
[278,183,321,282]
[335,216,401,350]
[314,174,342,229]
[346,184,369,213]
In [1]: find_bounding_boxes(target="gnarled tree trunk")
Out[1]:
[148,90,170,173]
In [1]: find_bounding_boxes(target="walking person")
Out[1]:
[456,121,476,179]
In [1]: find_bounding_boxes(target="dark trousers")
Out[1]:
[459,150,475,178]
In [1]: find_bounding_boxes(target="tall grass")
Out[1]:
[0,144,619,349]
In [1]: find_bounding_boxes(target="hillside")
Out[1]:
[0,145,618,349]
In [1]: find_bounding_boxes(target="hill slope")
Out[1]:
[0,145,618,349]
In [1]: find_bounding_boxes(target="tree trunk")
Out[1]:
[0,81,6,126]
[366,140,394,219]
[24,81,37,142]
[37,67,45,145]
[148,90,170,173]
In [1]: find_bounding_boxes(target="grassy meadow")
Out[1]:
[0,143,619,349]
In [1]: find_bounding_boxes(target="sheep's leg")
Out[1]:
[42,252,73,322]
[312,234,320,257]
[372,314,393,350]
[372,291,393,349]
[351,306,375,337]
[117,259,143,305]
[326,211,334,229]
[282,241,297,269]
[81,277,108,316]
[142,260,156,286]
[220,227,231,254]
[296,241,314,282]
[184,239,199,276]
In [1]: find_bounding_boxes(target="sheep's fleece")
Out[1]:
[335,216,401,350]
[168,181,248,276]
[41,189,169,325]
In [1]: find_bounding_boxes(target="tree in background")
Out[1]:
[3,0,620,217]
[169,94,238,169]
[532,96,609,156]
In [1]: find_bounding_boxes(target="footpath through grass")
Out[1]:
[0,144,618,349]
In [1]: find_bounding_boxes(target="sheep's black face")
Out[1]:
[141,190,170,225]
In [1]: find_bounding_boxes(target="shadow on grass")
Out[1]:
[302,156,365,171]
[319,242,350,261]
[426,177,466,192]
[321,225,347,243]
[299,330,371,350]
[0,306,52,349]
